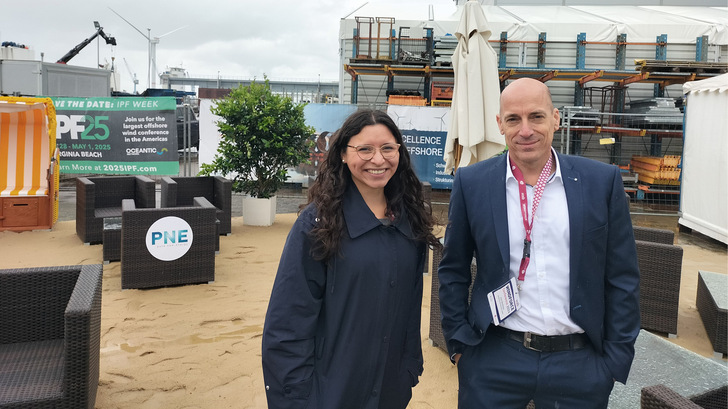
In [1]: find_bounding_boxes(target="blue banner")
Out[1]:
[387,105,453,189]
[402,129,452,189]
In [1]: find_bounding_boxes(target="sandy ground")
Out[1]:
[0,211,726,408]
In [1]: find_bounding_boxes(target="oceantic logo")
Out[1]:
[145,216,193,261]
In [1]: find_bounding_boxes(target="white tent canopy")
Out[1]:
[570,6,728,44]
[340,2,728,45]
[640,6,728,45]
[679,73,728,244]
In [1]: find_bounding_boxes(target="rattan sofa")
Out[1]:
[0,264,103,409]
[121,197,217,289]
[160,176,232,236]
[76,176,156,244]
[641,384,728,409]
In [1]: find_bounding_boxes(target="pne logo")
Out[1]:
[146,217,193,261]
[151,229,189,245]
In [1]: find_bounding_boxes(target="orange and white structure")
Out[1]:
[0,96,60,231]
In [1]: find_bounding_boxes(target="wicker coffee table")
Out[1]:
[697,270,727,356]
[102,217,122,264]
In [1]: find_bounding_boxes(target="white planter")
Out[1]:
[242,195,277,226]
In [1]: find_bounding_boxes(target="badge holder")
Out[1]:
[486,277,521,326]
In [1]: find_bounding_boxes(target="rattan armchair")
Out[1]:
[76,176,156,244]
[636,240,683,336]
[641,384,727,409]
[121,197,217,289]
[429,243,476,353]
[421,182,432,275]
[160,176,232,235]
[633,225,683,337]
[634,225,675,245]
[429,244,447,351]
[0,264,103,409]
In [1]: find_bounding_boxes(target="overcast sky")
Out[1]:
[1,0,456,93]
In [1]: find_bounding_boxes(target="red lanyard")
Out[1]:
[510,155,553,288]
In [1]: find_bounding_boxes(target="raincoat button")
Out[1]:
[390,280,396,287]
[372,389,378,397]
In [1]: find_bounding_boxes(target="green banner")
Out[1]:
[52,97,177,111]
[51,97,179,175]
[59,161,180,175]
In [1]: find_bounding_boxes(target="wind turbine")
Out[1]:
[109,7,186,89]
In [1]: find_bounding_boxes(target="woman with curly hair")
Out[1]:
[262,108,440,409]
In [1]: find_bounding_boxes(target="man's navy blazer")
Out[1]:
[437,152,640,383]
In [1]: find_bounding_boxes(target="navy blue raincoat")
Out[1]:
[262,184,426,409]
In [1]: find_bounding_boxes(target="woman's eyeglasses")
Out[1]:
[347,143,401,161]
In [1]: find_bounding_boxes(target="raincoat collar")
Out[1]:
[342,182,415,240]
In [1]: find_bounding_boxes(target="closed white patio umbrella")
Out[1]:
[444,0,505,174]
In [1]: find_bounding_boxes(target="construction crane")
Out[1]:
[123,57,139,93]
[57,21,117,64]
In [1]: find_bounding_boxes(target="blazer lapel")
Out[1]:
[489,155,510,269]
[559,154,584,299]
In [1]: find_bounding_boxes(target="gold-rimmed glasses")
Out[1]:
[346,143,401,161]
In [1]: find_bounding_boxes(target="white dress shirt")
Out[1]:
[501,149,584,336]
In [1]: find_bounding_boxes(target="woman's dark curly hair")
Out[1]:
[306,108,440,261]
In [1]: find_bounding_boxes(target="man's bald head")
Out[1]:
[496,77,560,177]
[499,78,554,114]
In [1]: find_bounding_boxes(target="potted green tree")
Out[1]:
[200,78,314,226]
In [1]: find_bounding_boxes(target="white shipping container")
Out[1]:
[0,45,35,61]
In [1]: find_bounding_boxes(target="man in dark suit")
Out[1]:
[438,78,640,408]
